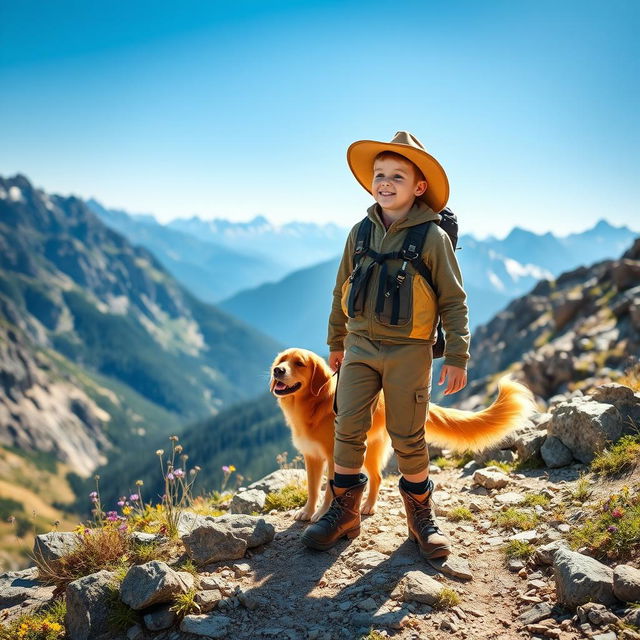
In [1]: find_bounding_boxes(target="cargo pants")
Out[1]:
[333,332,432,476]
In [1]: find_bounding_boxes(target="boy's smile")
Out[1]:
[371,156,427,221]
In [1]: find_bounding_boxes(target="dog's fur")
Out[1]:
[270,347,535,522]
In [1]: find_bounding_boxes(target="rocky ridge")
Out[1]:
[453,238,640,409]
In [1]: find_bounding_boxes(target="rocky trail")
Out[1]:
[136,463,635,640]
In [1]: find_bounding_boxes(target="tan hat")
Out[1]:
[347,130,449,212]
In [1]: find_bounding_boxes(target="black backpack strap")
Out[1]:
[352,217,372,269]
[400,221,436,292]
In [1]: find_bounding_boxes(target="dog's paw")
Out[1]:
[293,506,314,521]
[361,501,377,515]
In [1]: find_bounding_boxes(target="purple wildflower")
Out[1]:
[173,469,184,478]
[129,493,139,501]
[222,465,230,473]
[117,500,125,507]
[167,472,175,481]
[608,525,618,533]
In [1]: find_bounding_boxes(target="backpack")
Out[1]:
[348,207,459,359]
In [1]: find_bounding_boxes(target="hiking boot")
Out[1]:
[301,477,367,551]
[399,477,451,560]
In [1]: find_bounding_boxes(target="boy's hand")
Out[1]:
[329,350,344,372]
[438,365,467,395]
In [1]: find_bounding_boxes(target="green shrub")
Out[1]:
[447,506,474,522]
[503,540,536,561]
[591,433,640,476]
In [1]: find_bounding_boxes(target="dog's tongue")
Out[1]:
[274,381,287,391]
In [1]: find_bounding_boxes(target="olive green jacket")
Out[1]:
[327,199,470,370]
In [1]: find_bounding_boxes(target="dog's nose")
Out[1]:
[273,366,285,378]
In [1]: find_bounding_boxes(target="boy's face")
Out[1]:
[371,156,428,215]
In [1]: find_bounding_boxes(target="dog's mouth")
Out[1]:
[272,380,302,396]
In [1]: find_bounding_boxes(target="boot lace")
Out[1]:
[318,497,346,528]
[414,500,440,537]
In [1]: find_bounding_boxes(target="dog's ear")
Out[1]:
[310,359,328,396]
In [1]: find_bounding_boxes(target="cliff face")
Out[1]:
[456,238,640,408]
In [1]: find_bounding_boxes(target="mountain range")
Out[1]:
[0,175,281,481]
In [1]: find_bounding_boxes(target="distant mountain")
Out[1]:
[0,174,281,479]
[87,199,287,303]
[168,214,347,271]
[482,219,636,275]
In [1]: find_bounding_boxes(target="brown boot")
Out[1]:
[301,477,367,551]
[399,477,451,560]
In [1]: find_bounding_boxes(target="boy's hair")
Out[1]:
[373,151,427,184]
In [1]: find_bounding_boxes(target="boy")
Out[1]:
[301,131,470,559]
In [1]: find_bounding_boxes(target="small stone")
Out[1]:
[143,605,176,631]
[428,556,473,581]
[517,602,554,625]
[180,613,231,638]
[358,597,378,611]
[507,559,524,572]
[495,492,526,506]
[473,467,510,489]
[508,529,539,543]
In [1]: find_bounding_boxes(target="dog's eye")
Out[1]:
[295,361,305,367]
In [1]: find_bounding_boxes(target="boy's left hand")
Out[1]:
[438,365,467,395]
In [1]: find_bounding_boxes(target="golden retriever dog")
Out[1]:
[270,347,534,522]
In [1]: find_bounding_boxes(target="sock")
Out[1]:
[334,472,367,488]
[400,475,431,495]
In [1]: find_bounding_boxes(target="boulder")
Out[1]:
[0,567,55,609]
[247,469,306,494]
[547,397,626,463]
[540,436,574,468]
[182,515,275,565]
[65,570,118,640]
[229,489,267,515]
[613,564,640,603]
[33,531,80,562]
[553,548,617,608]
[120,561,194,610]
[533,540,570,565]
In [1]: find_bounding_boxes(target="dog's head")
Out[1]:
[269,348,331,399]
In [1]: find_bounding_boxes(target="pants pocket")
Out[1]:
[411,387,430,430]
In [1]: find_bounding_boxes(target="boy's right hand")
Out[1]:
[329,350,344,372]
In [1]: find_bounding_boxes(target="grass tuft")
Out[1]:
[447,506,474,522]
[435,587,460,609]
[263,484,308,512]
[492,508,538,530]
[521,493,550,508]
[170,588,201,619]
[503,539,536,561]
[570,475,593,503]
[591,433,640,477]
[484,459,514,473]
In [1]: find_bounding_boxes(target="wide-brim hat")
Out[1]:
[347,130,449,212]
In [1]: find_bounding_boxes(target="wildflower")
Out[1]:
[122,506,132,515]
[130,493,139,501]
[222,465,230,473]
[118,523,128,532]
[608,525,618,533]
[175,445,183,454]
[173,469,184,478]
[169,435,179,442]
[90,495,99,503]
[106,511,119,522]
[167,472,175,481]
[117,500,125,507]
[89,491,98,498]
[611,508,624,518]
[156,449,164,456]
[135,479,144,486]
[195,465,201,472]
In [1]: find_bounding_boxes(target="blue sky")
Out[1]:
[1,0,638,238]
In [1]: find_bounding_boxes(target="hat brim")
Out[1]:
[347,140,449,213]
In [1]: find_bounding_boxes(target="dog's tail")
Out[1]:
[425,376,535,452]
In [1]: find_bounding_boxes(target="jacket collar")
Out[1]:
[366,198,441,232]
